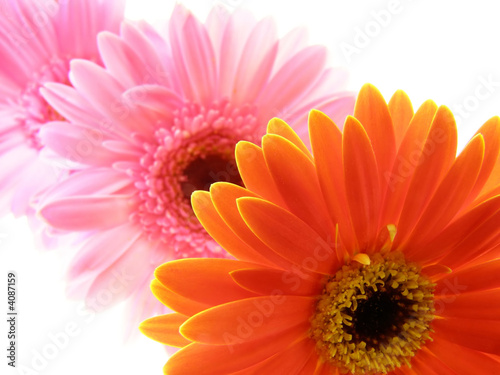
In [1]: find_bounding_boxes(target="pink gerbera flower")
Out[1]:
[38,4,355,325]
[0,0,125,217]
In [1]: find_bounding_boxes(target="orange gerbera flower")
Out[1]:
[140,84,500,374]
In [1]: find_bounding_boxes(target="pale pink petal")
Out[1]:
[68,223,142,279]
[11,159,58,217]
[41,83,103,127]
[98,31,153,88]
[40,168,133,203]
[40,195,136,231]
[177,15,217,105]
[56,0,125,60]
[256,46,328,120]
[168,4,197,100]
[217,8,257,98]
[84,234,158,309]
[39,121,132,167]
[232,17,278,104]
[273,26,310,74]
[119,21,170,86]
[122,85,183,120]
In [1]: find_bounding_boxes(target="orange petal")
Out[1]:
[438,209,500,269]
[421,264,452,282]
[412,195,500,264]
[210,182,295,269]
[230,268,323,296]
[425,336,500,374]
[164,324,309,375]
[300,352,323,374]
[466,242,500,268]
[435,259,500,294]
[467,116,500,203]
[139,313,191,347]
[155,258,258,306]
[380,100,438,225]
[354,83,397,192]
[343,116,381,251]
[411,353,454,375]
[394,105,458,247]
[151,279,209,316]
[432,317,500,355]
[180,296,314,345]
[388,89,414,148]
[236,338,316,374]
[237,197,339,274]
[481,152,500,197]
[262,134,334,239]
[308,109,355,251]
[267,117,312,160]
[191,190,272,265]
[235,141,288,207]
[435,289,500,320]
[403,134,484,256]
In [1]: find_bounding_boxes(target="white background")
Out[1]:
[2,0,500,374]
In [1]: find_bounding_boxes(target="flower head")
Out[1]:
[37,5,354,326]
[140,84,500,374]
[0,0,125,217]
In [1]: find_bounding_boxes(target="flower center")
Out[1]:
[180,153,243,205]
[310,252,435,374]
[134,100,259,257]
[18,58,68,150]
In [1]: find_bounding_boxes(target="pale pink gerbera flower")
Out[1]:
[38,5,355,325]
[0,0,125,217]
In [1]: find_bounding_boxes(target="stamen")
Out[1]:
[132,99,259,257]
[310,252,435,374]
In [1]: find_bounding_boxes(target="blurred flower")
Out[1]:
[37,4,355,327]
[0,0,125,217]
[140,84,500,374]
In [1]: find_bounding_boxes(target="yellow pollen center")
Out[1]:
[310,252,435,374]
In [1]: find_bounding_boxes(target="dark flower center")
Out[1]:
[310,252,435,374]
[134,99,259,256]
[180,154,243,203]
[345,288,409,348]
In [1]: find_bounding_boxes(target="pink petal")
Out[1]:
[232,17,278,104]
[218,8,257,98]
[41,83,102,127]
[40,167,133,203]
[119,21,170,86]
[56,0,125,59]
[257,46,327,116]
[85,234,157,309]
[40,194,136,231]
[68,223,142,279]
[178,15,217,105]
[39,121,131,167]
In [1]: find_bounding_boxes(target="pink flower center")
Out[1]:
[18,58,67,150]
[133,99,260,258]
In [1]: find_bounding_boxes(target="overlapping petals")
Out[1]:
[141,84,500,374]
